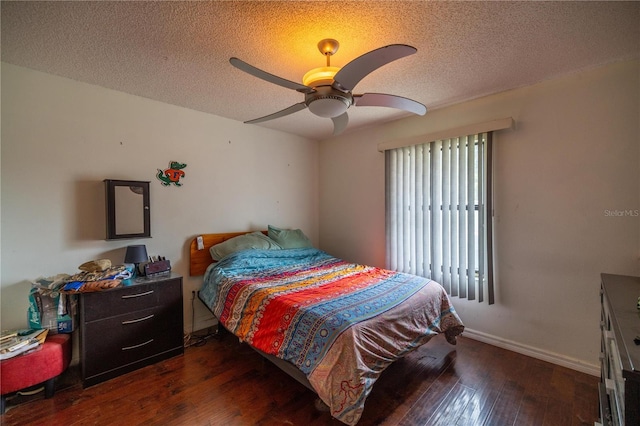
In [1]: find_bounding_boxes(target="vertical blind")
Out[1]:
[385,132,494,304]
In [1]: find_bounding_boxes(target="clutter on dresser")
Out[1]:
[27,258,134,334]
[32,259,136,294]
[123,246,171,277]
[144,256,171,277]
[26,257,149,336]
[62,258,131,292]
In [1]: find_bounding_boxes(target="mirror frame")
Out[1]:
[104,179,151,240]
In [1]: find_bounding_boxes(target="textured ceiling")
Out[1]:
[2,1,639,141]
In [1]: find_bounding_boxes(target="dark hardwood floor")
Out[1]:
[2,330,600,425]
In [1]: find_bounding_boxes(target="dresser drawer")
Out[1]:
[83,305,182,377]
[79,274,184,387]
[81,278,180,322]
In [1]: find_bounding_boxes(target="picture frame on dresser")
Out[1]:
[79,273,184,387]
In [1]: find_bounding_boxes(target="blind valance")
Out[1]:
[378,117,513,152]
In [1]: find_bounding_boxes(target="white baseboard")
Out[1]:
[461,328,600,377]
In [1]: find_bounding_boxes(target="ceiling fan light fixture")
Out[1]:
[302,66,340,87]
[307,96,349,118]
[230,39,424,132]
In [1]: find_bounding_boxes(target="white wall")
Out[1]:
[2,60,638,374]
[319,60,640,374]
[1,63,319,333]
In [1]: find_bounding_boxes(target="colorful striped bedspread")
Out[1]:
[200,248,464,425]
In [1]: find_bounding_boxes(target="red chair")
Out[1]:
[0,333,71,414]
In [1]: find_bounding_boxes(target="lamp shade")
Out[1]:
[124,245,148,264]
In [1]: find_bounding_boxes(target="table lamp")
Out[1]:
[124,244,148,277]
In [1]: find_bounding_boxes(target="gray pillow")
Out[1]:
[209,231,281,261]
[267,225,313,249]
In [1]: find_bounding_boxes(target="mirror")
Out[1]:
[104,179,150,240]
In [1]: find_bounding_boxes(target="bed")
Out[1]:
[190,230,464,425]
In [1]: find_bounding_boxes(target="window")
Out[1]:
[385,132,494,304]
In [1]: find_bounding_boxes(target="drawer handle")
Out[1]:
[122,290,154,299]
[122,314,154,325]
[122,339,154,351]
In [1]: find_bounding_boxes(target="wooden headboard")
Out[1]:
[189,231,267,276]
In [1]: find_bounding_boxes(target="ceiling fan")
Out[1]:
[230,39,427,135]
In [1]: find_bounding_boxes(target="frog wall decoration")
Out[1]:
[157,161,187,186]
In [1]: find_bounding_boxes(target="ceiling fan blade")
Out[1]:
[230,58,314,94]
[244,102,307,124]
[353,93,427,115]
[331,112,349,135]
[332,45,417,92]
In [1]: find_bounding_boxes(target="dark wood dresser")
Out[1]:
[79,273,184,387]
[600,273,640,426]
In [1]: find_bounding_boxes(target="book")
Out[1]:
[0,329,47,359]
[0,340,41,360]
[1,338,30,352]
[0,330,18,342]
